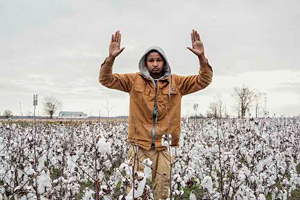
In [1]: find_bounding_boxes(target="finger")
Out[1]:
[191,30,194,43]
[192,29,196,42]
[191,30,195,43]
[119,47,125,53]
[115,31,119,43]
[117,47,125,56]
[196,31,201,41]
[111,34,114,43]
[118,30,121,44]
[187,47,195,54]
[195,30,198,41]
[117,30,120,43]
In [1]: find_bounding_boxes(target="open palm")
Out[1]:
[109,30,125,58]
[187,29,205,57]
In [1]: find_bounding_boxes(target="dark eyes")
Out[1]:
[147,59,163,62]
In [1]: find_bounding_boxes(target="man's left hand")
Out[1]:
[187,29,206,62]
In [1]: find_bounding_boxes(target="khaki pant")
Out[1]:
[128,145,171,200]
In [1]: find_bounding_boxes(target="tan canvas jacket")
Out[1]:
[99,46,213,150]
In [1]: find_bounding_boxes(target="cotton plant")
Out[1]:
[162,134,172,149]
[83,187,95,200]
[142,158,153,180]
[96,136,111,155]
[37,169,52,196]
[126,172,146,199]
[0,118,299,199]
[189,190,197,200]
[201,176,213,194]
[172,189,184,198]
[119,160,132,176]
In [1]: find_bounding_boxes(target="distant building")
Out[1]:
[58,111,87,119]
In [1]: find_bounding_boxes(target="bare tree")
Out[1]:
[43,96,62,119]
[3,110,13,119]
[101,97,116,121]
[207,102,218,118]
[206,95,224,118]
[232,85,254,118]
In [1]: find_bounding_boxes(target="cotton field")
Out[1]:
[0,117,299,200]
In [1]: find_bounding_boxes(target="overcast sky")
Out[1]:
[1,0,299,117]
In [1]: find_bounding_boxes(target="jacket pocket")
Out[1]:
[133,85,143,93]
[132,85,153,111]
[132,85,144,102]
[161,87,179,108]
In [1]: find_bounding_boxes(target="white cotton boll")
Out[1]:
[126,172,146,199]
[37,154,47,171]
[37,170,52,195]
[280,166,286,174]
[271,191,276,200]
[104,160,112,168]
[0,168,6,179]
[190,190,197,200]
[96,138,111,154]
[173,174,182,183]
[162,134,172,148]
[68,175,78,183]
[179,190,184,196]
[202,176,213,193]
[67,154,79,173]
[83,188,95,200]
[249,176,255,183]
[14,185,22,192]
[142,158,152,180]
[27,192,37,199]
[119,162,132,176]
[237,172,246,182]
[173,190,180,196]
[180,181,186,188]
[19,195,27,200]
[180,131,185,147]
[0,186,5,195]
[119,195,126,200]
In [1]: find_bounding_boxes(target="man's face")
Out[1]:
[146,52,165,78]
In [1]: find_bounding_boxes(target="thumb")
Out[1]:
[119,47,125,53]
[187,47,196,54]
[116,47,125,56]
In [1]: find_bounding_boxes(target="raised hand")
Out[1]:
[187,29,205,57]
[109,30,125,59]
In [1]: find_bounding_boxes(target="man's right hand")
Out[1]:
[108,30,125,60]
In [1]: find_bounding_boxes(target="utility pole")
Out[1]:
[33,94,38,120]
[20,102,24,126]
[263,93,268,117]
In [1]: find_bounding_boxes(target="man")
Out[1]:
[99,30,213,199]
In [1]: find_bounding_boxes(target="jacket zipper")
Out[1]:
[151,80,158,148]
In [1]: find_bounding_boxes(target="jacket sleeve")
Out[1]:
[99,57,134,93]
[175,61,213,96]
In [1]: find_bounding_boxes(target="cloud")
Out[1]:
[1,0,300,116]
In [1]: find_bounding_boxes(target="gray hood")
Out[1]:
[138,46,171,80]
